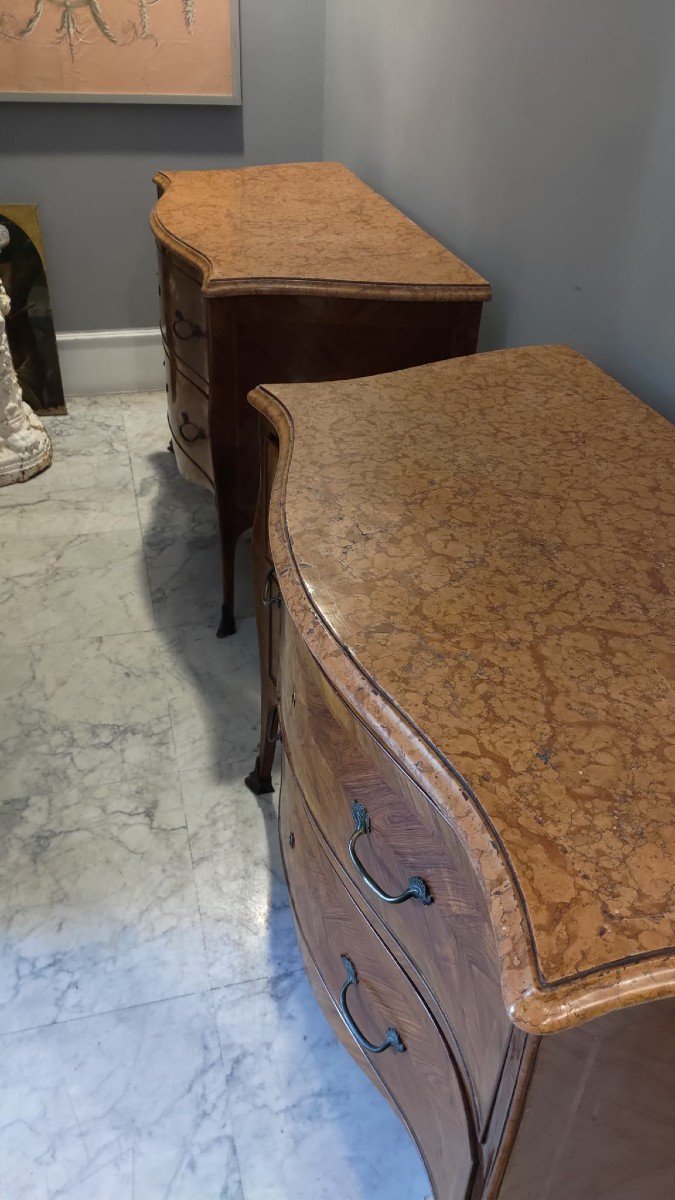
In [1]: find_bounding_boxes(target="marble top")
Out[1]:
[251,345,675,1033]
[151,162,491,300]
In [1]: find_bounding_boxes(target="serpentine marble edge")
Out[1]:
[151,162,491,301]
[250,345,675,1035]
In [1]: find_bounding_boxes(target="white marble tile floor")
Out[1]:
[0,393,431,1200]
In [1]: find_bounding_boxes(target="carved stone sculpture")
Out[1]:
[0,224,52,487]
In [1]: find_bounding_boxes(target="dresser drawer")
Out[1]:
[158,250,209,382]
[167,368,214,490]
[280,757,476,1200]
[279,615,510,1133]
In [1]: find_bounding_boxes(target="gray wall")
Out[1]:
[5,0,674,420]
[323,0,675,421]
[3,0,325,331]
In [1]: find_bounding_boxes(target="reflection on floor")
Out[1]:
[0,393,431,1199]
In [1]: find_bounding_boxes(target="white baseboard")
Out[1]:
[56,328,164,397]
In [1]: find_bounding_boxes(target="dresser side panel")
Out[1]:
[496,998,675,1200]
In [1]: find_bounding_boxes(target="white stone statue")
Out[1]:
[0,223,52,487]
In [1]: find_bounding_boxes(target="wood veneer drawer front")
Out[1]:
[279,616,510,1133]
[159,251,209,382]
[280,759,476,1200]
[167,369,214,490]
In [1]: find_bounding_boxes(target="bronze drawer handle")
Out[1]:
[173,310,205,341]
[262,567,282,608]
[349,802,433,906]
[338,955,405,1055]
[178,412,206,444]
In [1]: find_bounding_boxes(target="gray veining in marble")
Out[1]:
[161,618,260,774]
[0,991,243,1200]
[0,392,432,1200]
[1,630,175,796]
[42,395,128,461]
[122,392,253,629]
[145,526,254,632]
[0,529,154,649]
[143,523,223,630]
[180,760,296,989]
[0,459,140,538]
[0,773,208,1033]
[120,390,169,454]
[215,971,432,1200]
[132,447,218,538]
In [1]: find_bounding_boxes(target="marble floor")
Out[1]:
[0,393,431,1200]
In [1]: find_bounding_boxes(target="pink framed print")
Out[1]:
[0,0,241,104]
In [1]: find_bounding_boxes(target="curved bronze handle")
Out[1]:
[178,412,206,444]
[349,802,432,906]
[338,955,405,1054]
[173,310,205,341]
[262,567,282,608]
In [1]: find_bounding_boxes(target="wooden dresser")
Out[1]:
[248,346,675,1199]
[150,161,490,652]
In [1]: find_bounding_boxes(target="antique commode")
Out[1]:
[150,161,490,667]
[247,345,675,1199]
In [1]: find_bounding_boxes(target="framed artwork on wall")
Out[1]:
[0,0,241,105]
